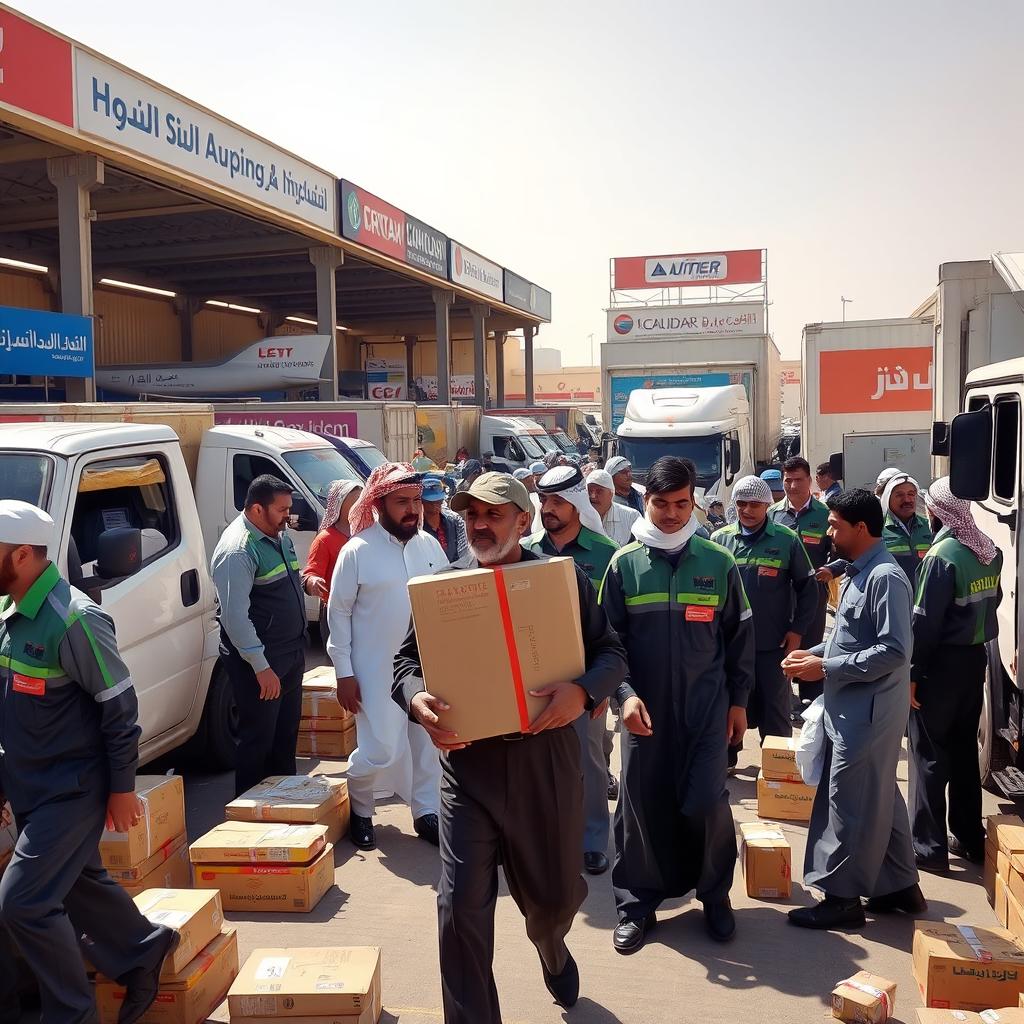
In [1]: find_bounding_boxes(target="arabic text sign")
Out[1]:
[818,347,933,415]
[607,302,763,341]
[75,52,336,232]
[613,250,762,290]
[0,10,73,126]
[214,410,359,439]
[0,307,93,378]
[609,371,751,431]
[449,242,504,302]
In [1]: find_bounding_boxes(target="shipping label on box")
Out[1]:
[761,736,800,781]
[121,840,192,898]
[831,970,896,1023]
[194,843,334,913]
[132,888,224,977]
[189,821,327,865]
[913,922,1024,1011]
[297,725,356,758]
[229,945,381,1017]
[739,822,791,899]
[756,774,816,822]
[99,776,186,869]
[407,557,585,743]
[226,776,347,824]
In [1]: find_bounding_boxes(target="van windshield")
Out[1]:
[282,447,362,505]
[0,453,54,509]
[514,433,545,459]
[532,433,557,455]
[616,435,722,487]
[552,431,577,454]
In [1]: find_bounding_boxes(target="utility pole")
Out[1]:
[588,332,595,365]
[841,296,853,322]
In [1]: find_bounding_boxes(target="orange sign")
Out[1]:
[819,347,933,415]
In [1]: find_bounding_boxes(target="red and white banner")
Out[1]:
[0,10,74,127]
[819,347,933,415]
[613,249,762,290]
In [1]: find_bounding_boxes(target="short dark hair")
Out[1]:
[827,488,882,537]
[783,456,811,477]
[815,462,832,477]
[644,456,692,497]
[245,474,292,509]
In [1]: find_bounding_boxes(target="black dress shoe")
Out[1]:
[788,895,865,930]
[865,883,927,915]
[915,853,949,873]
[584,851,609,875]
[414,813,440,847]
[703,899,736,942]
[350,813,376,850]
[607,772,619,801]
[613,912,656,954]
[118,927,179,1024]
[540,950,579,1008]
[948,836,985,864]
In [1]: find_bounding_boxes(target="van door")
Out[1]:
[65,447,205,739]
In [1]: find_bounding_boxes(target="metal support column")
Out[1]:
[494,329,506,407]
[47,154,103,401]
[174,295,203,361]
[471,303,489,408]
[404,334,417,398]
[523,324,535,406]
[309,246,344,400]
[432,288,453,404]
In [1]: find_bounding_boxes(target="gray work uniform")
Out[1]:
[0,563,171,1024]
[804,541,919,898]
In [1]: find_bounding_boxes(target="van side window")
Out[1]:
[492,437,508,459]
[233,454,285,511]
[993,396,1020,504]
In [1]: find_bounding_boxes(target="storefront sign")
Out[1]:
[449,242,503,302]
[339,181,448,278]
[0,10,73,126]
[75,52,336,232]
[414,374,486,401]
[613,249,762,290]
[214,409,359,438]
[609,370,752,431]
[607,302,763,341]
[503,270,552,321]
[0,306,93,378]
[365,357,407,400]
[819,347,933,415]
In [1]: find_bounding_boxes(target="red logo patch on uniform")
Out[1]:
[12,674,45,696]
[685,605,715,623]
[758,566,779,577]
[802,535,821,545]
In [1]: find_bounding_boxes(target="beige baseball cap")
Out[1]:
[450,471,532,514]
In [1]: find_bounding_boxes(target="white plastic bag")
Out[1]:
[795,695,826,786]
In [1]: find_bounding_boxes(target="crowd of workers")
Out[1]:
[0,434,1004,1024]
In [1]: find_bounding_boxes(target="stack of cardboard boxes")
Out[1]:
[738,821,792,899]
[225,775,351,846]
[756,736,816,823]
[93,889,239,1024]
[190,821,335,914]
[297,669,357,759]
[99,776,190,896]
[228,947,382,1024]
[988,814,1024,941]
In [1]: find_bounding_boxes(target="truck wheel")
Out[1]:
[201,664,239,772]
[979,658,1010,791]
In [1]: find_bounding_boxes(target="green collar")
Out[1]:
[12,561,61,621]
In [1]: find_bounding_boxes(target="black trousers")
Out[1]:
[798,583,829,704]
[0,789,171,1024]
[908,644,987,863]
[438,727,586,1024]
[224,647,305,797]
[730,649,791,767]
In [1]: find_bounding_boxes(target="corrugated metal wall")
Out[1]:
[93,290,180,365]
[0,271,53,313]
[192,309,265,362]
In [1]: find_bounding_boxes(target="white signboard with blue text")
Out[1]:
[0,307,94,378]
[75,51,336,233]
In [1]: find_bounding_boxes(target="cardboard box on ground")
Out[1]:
[407,557,585,742]
[298,668,358,756]
[760,735,802,782]
[99,776,186,869]
[831,971,896,1023]
[739,822,791,899]
[226,775,351,846]
[190,822,327,865]
[915,1011,1024,1022]
[756,773,815,823]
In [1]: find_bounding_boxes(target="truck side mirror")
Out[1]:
[95,527,143,581]
[931,420,950,457]
[948,407,993,500]
[828,452,844,482]
[730,440,741,474]
[290,492,320,533]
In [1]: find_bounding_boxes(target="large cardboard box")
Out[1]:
[95,926,238,1024]
[226,776,347,825]
[761,736,801,782]
[1007,888,1024,948]
[301,669,352,722]
[317,798,351,847]
[406,557,585,742]
[297,725,357,759]
[998,874,1011,929]
[996,821,1024,859]
[193,844,334,913]
[228,946,381,1018]
[915,1012,982,1023]
[756,774,816,823]
[189,822,327,865]
[122,838,192,898]
[99,776,186,869]
[133,889,224,978]
[831,971,896,1023]
[739,822,791,899]
[913,922,1024,1010]
[107,831,188,884]
[299,716,351,734]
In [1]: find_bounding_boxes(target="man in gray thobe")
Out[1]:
[782,488,924,929]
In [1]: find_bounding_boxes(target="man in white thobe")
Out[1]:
[327,463,446,851]
[586,469,640,548]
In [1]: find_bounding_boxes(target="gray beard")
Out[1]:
[469,531,522,566]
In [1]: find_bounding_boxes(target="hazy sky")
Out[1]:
[17,0,1023,362]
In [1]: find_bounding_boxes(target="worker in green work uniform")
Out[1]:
[523,464,619,876]
[880,473,933,584]
[712,476,817,768]
[908,478,1002,872]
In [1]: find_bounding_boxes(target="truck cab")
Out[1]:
[479,415,549,470]
[613,385,749,498]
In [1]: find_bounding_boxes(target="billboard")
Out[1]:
[365,357,407,400]
[613,249,762,290]
[0,307,93,378]
[215,409,358,439]
[818,347,933,415]
[609,370,752,431]
[0,9,74,126]
[503,269,552,322]
[607,302,763,341]
[449,242,503,302]
[413,375,487,401]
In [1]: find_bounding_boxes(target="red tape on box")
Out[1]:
[493,566,531,733]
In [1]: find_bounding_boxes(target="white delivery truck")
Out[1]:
[414,405,553,471]
[801,318,935,489]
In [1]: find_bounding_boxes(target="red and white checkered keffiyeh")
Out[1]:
[924,476,998,565]
[348,462,422,536]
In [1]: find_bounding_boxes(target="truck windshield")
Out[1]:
[532,433,557,454]
[552,431,578,454]
[616,435,722,486]
[282,447,362,505]
[516,433,546,459]
[354,445,388,471]
[0,453,54,508]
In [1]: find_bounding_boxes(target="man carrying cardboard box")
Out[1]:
[393,472,627,1023]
